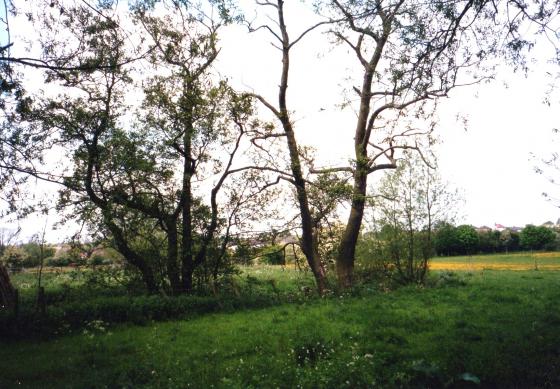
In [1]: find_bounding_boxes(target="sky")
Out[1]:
[1,1,560,242]
[217,1,560,229]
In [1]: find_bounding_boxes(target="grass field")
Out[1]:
[430,252,560,271]
[2,254,560,388]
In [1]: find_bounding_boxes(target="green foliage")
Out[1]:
[366,153,459,284]
[434,222,460,256]
[500,229,521,253]
[20,242,56,267]
[520,225,556,250]
[435,224,524,256]
[230,239,255,265]
[81,265,145,294]
[455,225,480,255]
[87,254,111,266]
[46,256,70,267]
[1,267,314,340]
[477,230,501,253]
[259,245,285,265]
[0,246,28,272]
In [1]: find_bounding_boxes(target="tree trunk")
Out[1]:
[0,263,16,309]
[182,265,194,292]
[334,47,375,289]
[104,215,159,293]
[334,14,392,289]
[181,97,196,292]
[336,167,368,288]
[286,127,327,293]
[166,219,181,295]
[181,175,195,292]
[275,1,326,293]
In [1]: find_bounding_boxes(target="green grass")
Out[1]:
[431,251,560,270]
[2,267,560,388]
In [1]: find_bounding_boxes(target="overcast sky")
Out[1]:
[2,1,560,242]
[218,1,560,229]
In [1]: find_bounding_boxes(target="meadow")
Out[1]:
[1,254,560,388]
[430,252,560,271]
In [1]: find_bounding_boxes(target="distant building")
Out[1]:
[542,221,555,229]
[476,226,492,233]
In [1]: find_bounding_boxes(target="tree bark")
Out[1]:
[166,218,181,295]
[334,9,392,289]
[275,0,326,293]
[181,88,196,292]
[336,167,367,288]
[105,216,159,293]
[0,263,16,309]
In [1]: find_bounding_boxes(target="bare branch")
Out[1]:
[310,166,353,174]
[289,20,334,49]
[247,92,281,118]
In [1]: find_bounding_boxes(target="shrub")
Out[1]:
[21,242,56,267]
[230,240,255,265]
[0,277,296,340]
[0,246,28,273]
[259,245,285,265]
[88,254,109,266]
[46,257,70,267]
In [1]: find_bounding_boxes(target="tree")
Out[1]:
[477,230,501,254]
[0,1,137,219]
[6,0,263,294]
[0,245,28,273]
[21,240,55,268]
[504,229,521,253]
[520,225,556,251]
[320,0,560,287]
[0,228,18,309]
[456,225,479,256]
[520,224,556,270]
[246,0,560,289]
[369,152,460,283]
[134,3,274,292]
[434,223,460,256]
[534,129,560,206]
[31,2,163,292]
[245,0,335,293]
[20,1,273,294]
[3,0,560,294]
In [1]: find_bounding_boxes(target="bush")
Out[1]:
[46,257,70,267]
[231,240,255,265]
[0,287,290,340]
[21,255,41,268]
[0,246,27,273]
[88,254,110,266]
[21,242,56,268]
[427,271,468,288]
[259,245,285,265]
[354,226,431,285]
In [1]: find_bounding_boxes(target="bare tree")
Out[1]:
[245,0,339,293]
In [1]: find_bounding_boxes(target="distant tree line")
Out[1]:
[0,239,124,272]
[433,224,558,256]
